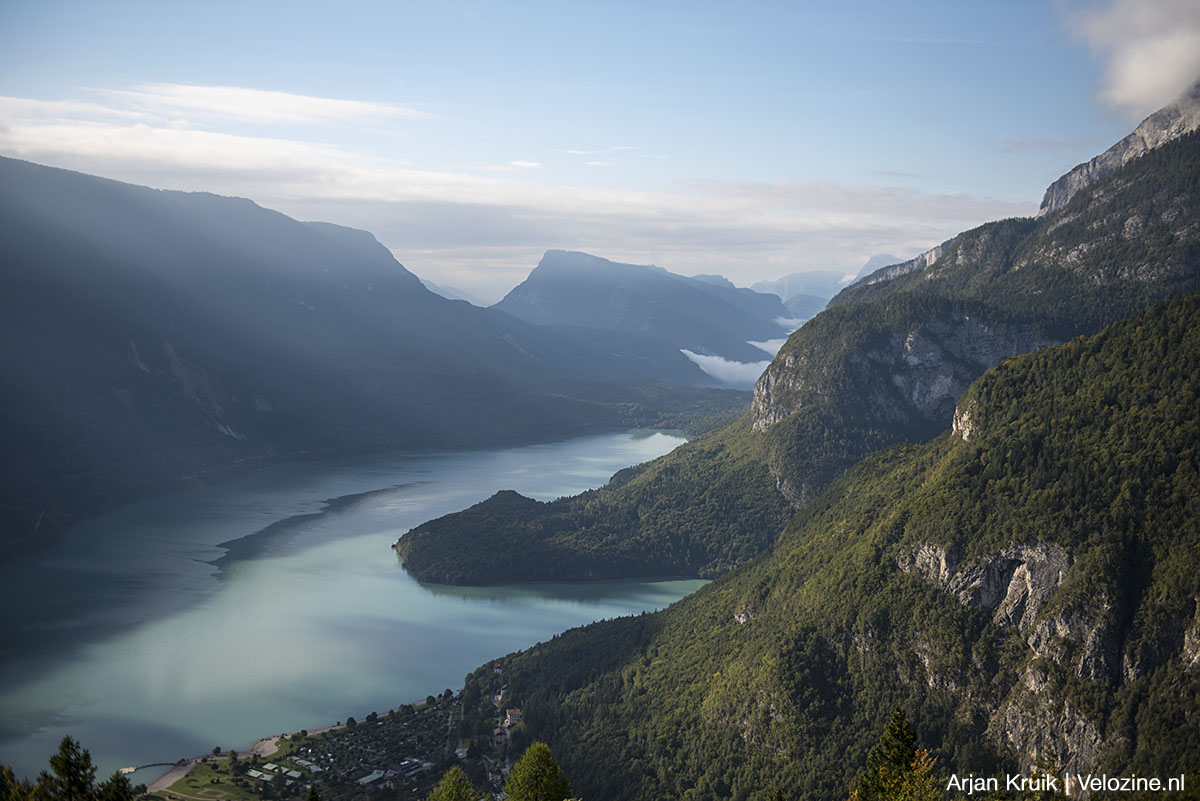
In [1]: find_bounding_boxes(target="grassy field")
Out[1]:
[156,739,307,801]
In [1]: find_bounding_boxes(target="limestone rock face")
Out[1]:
[858,239,954,286]
[898,541,1072,631]
[1039,76,1200,215]
[952,399,977,441]
[751,313,1055,436]
[1183,601,1200,670]
[989,674,1106,776]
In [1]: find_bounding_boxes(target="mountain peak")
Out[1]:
[1039,73,1200,215]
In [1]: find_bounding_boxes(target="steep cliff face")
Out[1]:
[1039,76,1200,215]
[750,128,1200,507]
[897,541,1072,630]
[856,238,953,287]
[752,314,1055,434]
[750,308,1058,505]
[897,540,1120,772]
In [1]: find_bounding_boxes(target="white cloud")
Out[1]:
[564,145,634,156]
[104,83,439,126]
[748,338,788,356]
[477,160,544,173]
[680,350,770,389]
[0,83,1036,298]
[1068,0,1200,118]
[0,96,151,122]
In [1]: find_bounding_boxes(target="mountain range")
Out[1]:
[395,81,1200,798]
[396,123,1200,585]
[493,250,793,364]
[7,66,1200,801]
[0,159,750,554]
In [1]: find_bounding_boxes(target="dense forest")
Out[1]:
[452,294,1200,801]
[396,419,792,583]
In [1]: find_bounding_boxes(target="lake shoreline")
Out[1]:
[0,431,697,782]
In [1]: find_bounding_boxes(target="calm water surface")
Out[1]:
[0,431,704,780]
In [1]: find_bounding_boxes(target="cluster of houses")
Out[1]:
[353,758,427,788]
[491,706,522,749]
[244,762,304,786]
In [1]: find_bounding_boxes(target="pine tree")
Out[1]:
[852,708,919,801]
[425,766,481,801]
[304,784,321,801]
[95,773,134,801]
[37,737,96,801]
[3,764,36,801]
[503,742,571,801]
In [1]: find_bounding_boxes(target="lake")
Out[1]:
[0,431,704,781]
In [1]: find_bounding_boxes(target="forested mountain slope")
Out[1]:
[396,126,1200,586]
[465,293,1200,801]
[0,157,742,554]
[397,419,793,583]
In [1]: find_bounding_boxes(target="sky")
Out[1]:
[3,0,1200,303]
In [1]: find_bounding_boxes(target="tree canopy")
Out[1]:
[503,742,572,801]
[425,766,482,801]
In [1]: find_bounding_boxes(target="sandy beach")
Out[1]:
[146,735,283,793]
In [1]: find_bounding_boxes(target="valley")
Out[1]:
[5,12,1200,800]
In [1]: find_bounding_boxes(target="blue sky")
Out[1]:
[3,0,1200,301]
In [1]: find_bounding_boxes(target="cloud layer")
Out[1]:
[680,350,771,389]
[1070,0,1200,119]
[0,83,1038,298]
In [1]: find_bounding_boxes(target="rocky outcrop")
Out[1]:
[1026,597,1120,682]
[860,238,954,286]
[1120,601,1197,683]
[749,346,831,432]
[899,543,1118,775]
[1182,601,1200,671]
[1039,76,1200,215]
[898,541,1072,632]
[952,398,977,441]
[990,671,1106,775]
[751,313,1056,435]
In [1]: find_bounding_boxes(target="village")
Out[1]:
[149,676,524,801]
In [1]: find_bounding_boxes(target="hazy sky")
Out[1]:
[3,0,1200,301]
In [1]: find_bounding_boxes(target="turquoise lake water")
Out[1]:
[0,431,704,780]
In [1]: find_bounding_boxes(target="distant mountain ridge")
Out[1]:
[493,250,791,364]
[0,158,743,553]
[419,278,486,306]
[751,269,849,302]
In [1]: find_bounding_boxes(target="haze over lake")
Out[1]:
[0,431,704,781]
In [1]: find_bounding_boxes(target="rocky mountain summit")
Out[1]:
[1040,75,1200,215]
